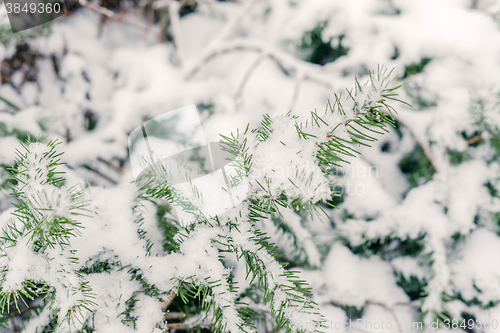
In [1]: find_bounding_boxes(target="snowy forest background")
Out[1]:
[1,0,500,332]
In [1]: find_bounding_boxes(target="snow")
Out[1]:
[0,0,500,331]
[391,257,426,281]
[0,136,19,164]
[322,243,408,307]
[336,156,398,219]
[452,228,500,304]
[86,269,142,333]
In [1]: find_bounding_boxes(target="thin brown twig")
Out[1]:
[167,323,188,329]
[79,0,150,32]
[162,292,177,311]
[467,134,483,146]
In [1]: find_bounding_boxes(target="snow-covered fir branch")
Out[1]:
[0,69,405,333]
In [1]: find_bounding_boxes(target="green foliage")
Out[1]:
[84,110,98,131]
[0,96,21,111]
[396,235,426,257]
[446,148,471,165]
[169,282,206,318]
[0,165,12,191]
[468,88,500,163]
[442,292,499,310]
[339,304,364,320]
[197,102,216,120]
[298,22,349,65]
[80,258,117,274]
[403,57,431,79]
[391,46,400,60]
[0,25,24,46]
[270,212,316,268]
[156,203,180,253]
[0,138,95,332]
[490,136,500,161]
[485,181,499,198]
[0,122,32,142]
[396,273,427,301]
[403,83,438,110]
[399,145,436,189]
[178,1,198,17]
[342,234,426,260]
[7,138,83,249]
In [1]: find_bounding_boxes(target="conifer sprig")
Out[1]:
[0,138,94,332]
[7,138,87,250]
[224,67,407,221]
